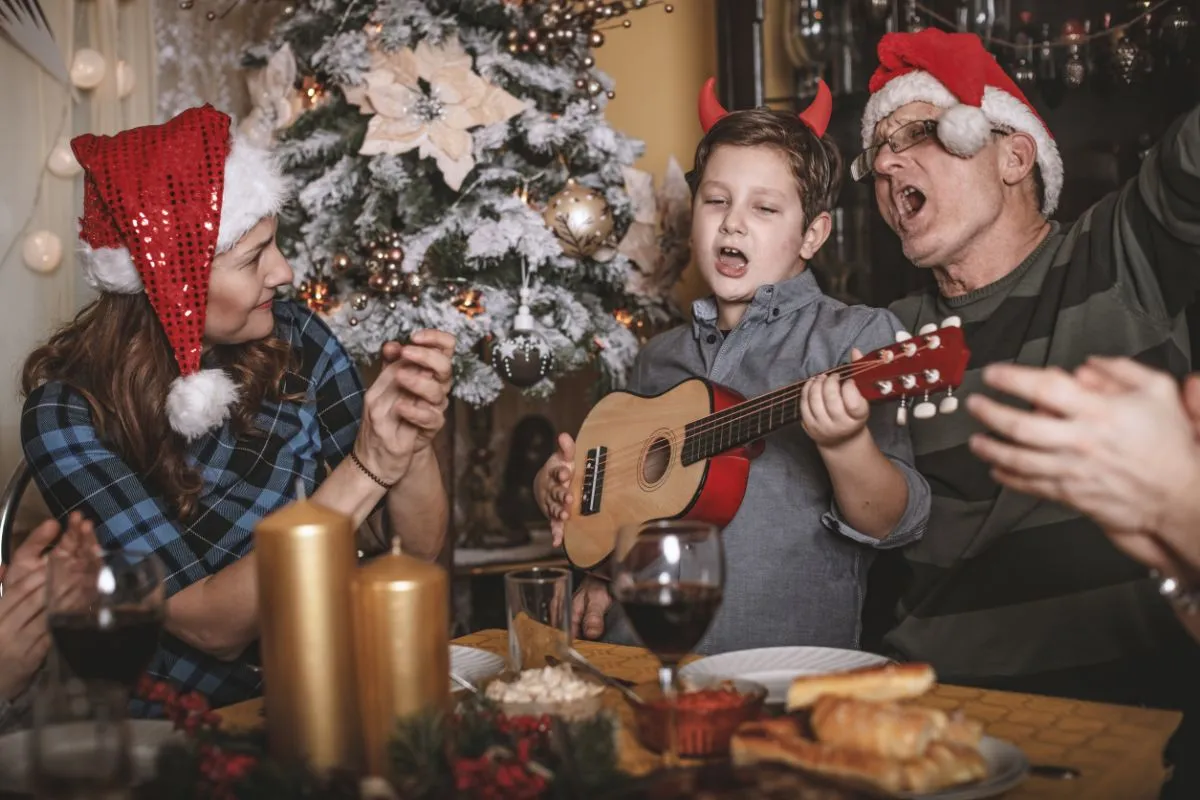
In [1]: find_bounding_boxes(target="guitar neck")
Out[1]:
[680,381,808,466]
[679,323,969,466]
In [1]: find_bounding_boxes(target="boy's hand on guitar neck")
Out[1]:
[535,433,576,547]
[801,348,871,449]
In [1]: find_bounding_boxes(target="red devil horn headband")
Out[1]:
[698,77,833,138]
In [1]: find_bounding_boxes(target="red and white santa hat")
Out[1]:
[71,105,288,440]
[861,29,1062,216]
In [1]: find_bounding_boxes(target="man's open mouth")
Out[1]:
[898,185,927,219]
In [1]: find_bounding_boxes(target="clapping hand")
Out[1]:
[355,330,456,486]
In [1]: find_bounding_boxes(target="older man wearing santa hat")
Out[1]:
[856,28,1200,796]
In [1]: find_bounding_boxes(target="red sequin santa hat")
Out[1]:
[71,105,288,440]
[861,29,1063,216]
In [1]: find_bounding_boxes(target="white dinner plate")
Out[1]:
[679,646,890,704]
[900,735,1029,799]
[451,644,506,685]
[0,718,178,793]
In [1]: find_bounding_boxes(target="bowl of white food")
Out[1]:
[483,665,606,721]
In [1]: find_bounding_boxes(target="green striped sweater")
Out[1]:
[886,105,1200,699]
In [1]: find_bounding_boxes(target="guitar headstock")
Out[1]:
[850,317,970,426]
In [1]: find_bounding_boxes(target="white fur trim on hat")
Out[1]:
[861,71,1063,216]
[76,135,290,292]
[166,369,239,440]
[78,230,144,294]
[215,136,290,253]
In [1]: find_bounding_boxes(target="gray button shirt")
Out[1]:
[622,271,930,653]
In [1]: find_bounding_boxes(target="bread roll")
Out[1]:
[809,696,939,760]
[787,663,936,710]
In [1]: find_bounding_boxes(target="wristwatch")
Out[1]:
[1153,571,1200,614]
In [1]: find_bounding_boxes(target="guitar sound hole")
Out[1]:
[641,437,672,486]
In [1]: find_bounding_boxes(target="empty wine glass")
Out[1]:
[611,520,724,766]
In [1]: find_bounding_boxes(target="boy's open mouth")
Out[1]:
[716,246,748,277]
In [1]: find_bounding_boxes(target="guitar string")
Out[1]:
[584,341,951,492]
[591,339,941,468]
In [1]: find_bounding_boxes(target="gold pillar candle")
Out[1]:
[254,499,361,773]
[352,538,450,777]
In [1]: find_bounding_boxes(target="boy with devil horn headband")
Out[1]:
[536,80,931,653]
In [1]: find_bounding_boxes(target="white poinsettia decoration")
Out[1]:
[618,157,692,301]
[343,36,528,191]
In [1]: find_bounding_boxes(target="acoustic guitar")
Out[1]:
[562,318,970,569]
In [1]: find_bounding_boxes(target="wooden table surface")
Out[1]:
[217,629,1182,799]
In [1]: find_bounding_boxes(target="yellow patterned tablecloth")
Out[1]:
[217,629,1181,799]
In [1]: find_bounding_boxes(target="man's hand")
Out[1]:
[968,359,1200,579]
[571,576,612,640]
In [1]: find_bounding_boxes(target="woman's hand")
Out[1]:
[355,330,455,485]
[535,433,576,548]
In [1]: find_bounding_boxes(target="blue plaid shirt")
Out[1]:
[21,300,365,711]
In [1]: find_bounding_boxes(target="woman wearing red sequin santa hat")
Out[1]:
[857,29,1200,788]
[19,105,454,710]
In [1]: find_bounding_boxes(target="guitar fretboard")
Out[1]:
[681,385,804,465]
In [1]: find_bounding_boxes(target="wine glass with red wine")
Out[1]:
[611,520,724,766]
[46,548,165,688]
[33,548,165,797]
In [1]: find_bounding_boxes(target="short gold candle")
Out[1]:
[255,499,362,773]
[352,538,450,776]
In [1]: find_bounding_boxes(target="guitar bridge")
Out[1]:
[580,446,607,516]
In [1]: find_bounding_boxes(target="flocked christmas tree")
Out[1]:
[242,0,691,406]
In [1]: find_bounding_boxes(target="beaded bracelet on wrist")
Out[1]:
[349,451,393,490]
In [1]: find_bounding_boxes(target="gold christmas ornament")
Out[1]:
[543,178,614,258]
[331,252,352,273]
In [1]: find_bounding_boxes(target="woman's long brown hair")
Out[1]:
[22,293,294,519]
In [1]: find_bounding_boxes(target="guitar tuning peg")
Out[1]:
[913,391,937,419]
[940,315,962,329]
[939,387,959,414]
[895,330,913,343]
[896,397,909,426]
[918,323,938,335]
